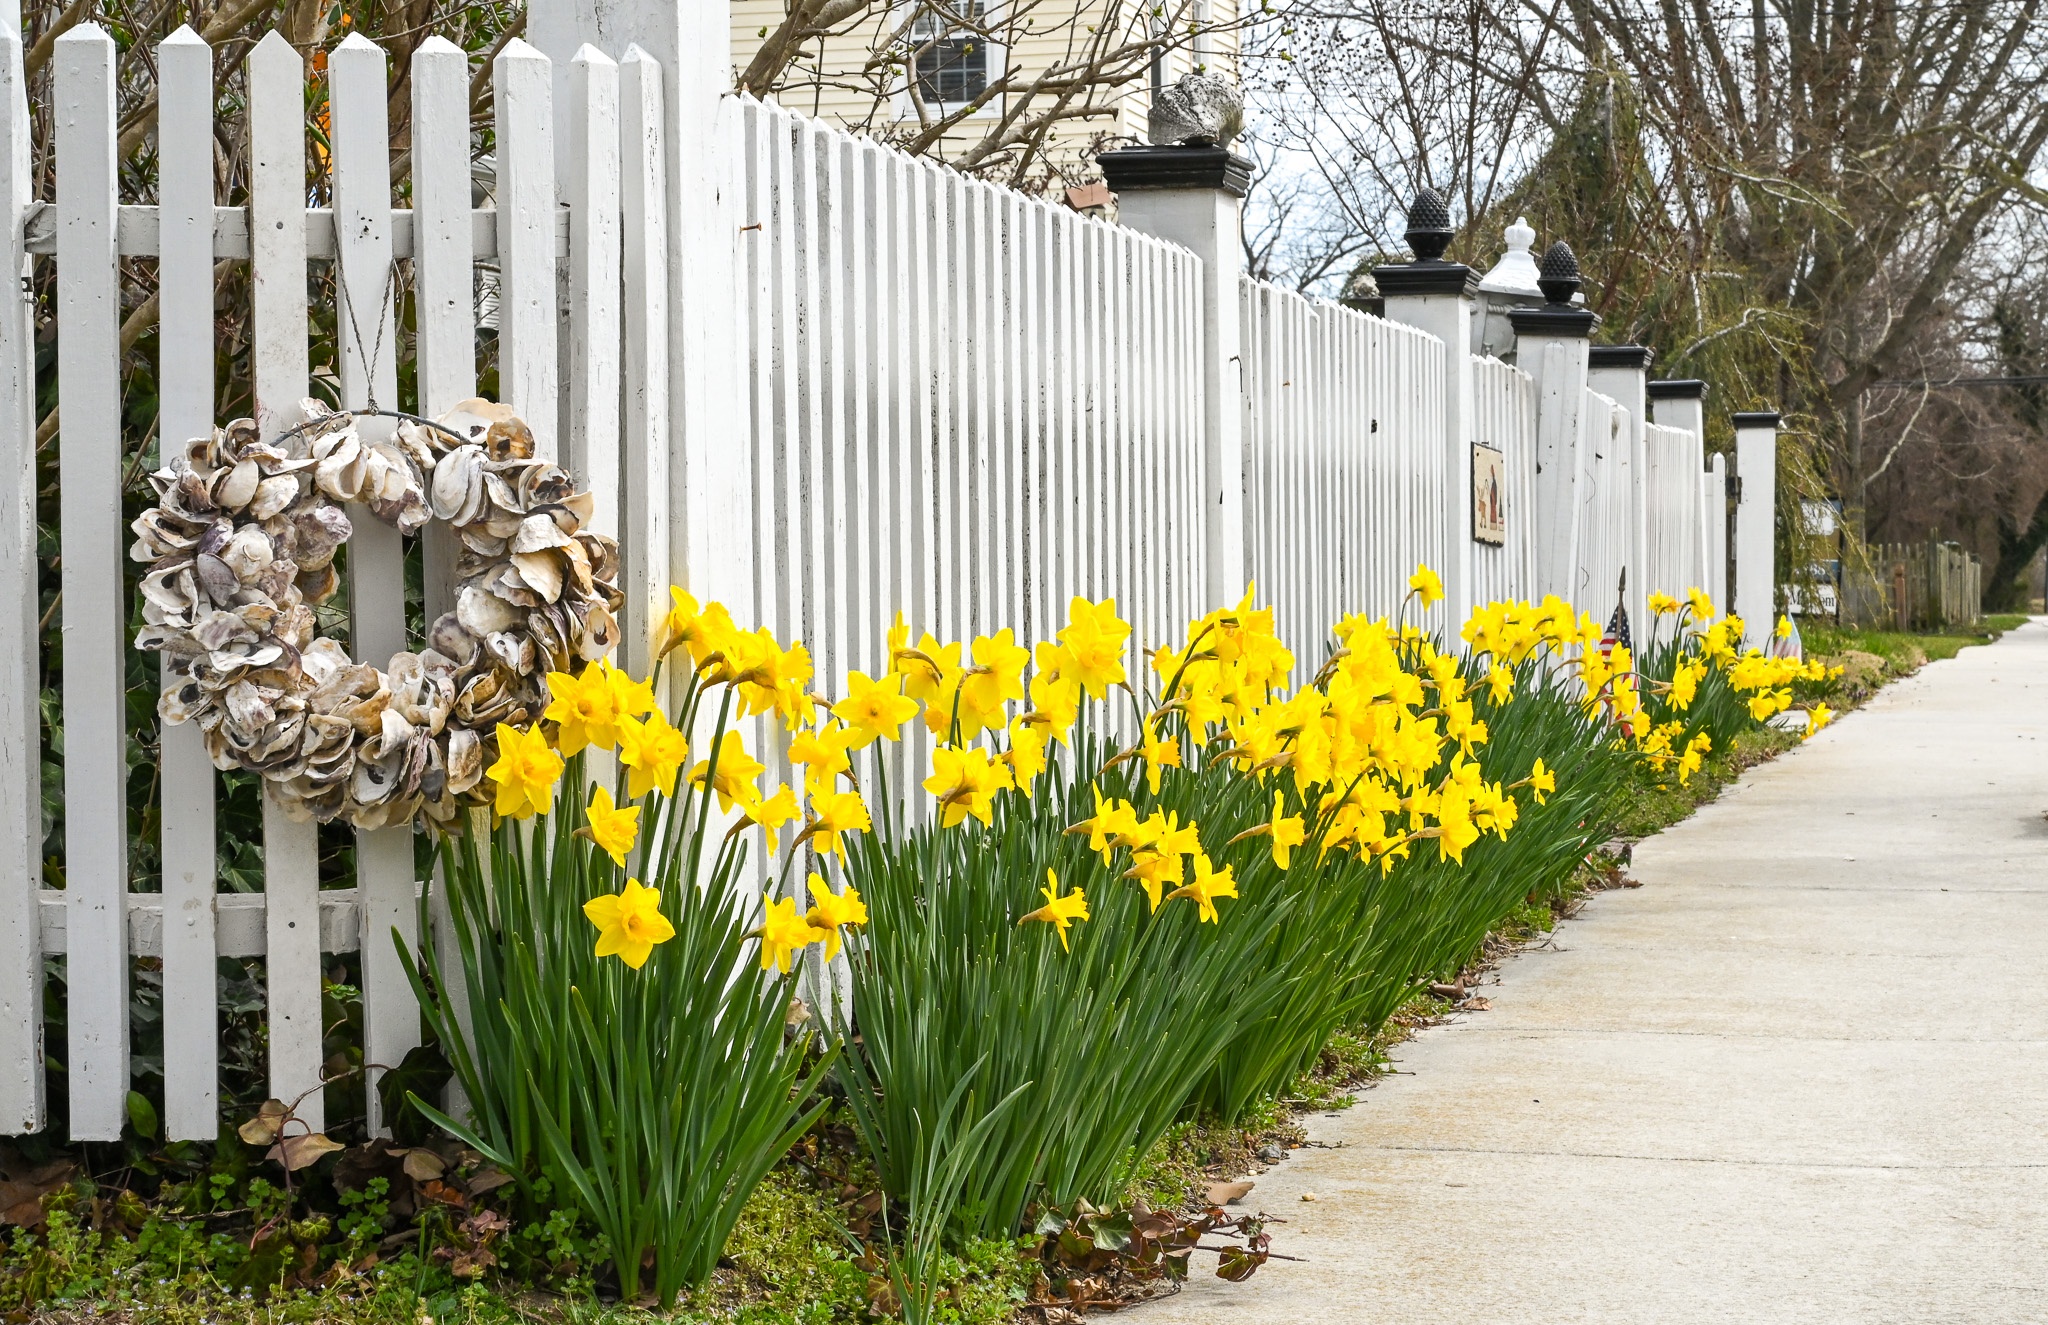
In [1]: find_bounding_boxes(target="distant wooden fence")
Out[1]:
[0,13,1766,1144]
[1842,541,1984,630]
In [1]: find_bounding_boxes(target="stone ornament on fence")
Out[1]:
[131,400,623,831]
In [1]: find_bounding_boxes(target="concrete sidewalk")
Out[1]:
[1141,621,2048,1324]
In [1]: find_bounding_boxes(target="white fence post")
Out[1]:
[1733,410,1781,641]
[1509,242,1598,605]
[1590,345,1651,628]
[1099,144,1245,608]
[0,23,40,1136]
[529,0,749,624]
[1373,188,1477,625]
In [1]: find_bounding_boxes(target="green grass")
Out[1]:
[1804,614,2026,670]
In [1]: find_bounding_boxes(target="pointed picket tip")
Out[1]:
[160,23,206,47]
[621,42,657,65]
[54,21,113,50]
[496,36,549,67]
[335,31,382,55]
[572,42,617,70]
[250,28,301,71]
[413,34,464,58]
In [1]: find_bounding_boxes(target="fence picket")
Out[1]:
[620,47,669,680]
[409,33,476,1119]
[53,24,128,1143]
[495,40,558,460]
[567,47,621,541]
[329,32,417,1139]
[248,29,324,1133]
[155,24,219,1142]
[0,25,39,1136]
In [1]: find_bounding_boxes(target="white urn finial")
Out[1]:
[1478,215,1544,299]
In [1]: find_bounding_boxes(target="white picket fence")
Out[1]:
[0,19,1748,1144]
[1,24,674,1143]
[1239,278,1448,660]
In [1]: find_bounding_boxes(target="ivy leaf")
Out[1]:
[124,1090,158,1140]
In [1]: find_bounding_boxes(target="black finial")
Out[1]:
[1537,241,1581,304]
[1403,187,1454,262]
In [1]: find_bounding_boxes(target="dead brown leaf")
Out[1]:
[237,1099,289,1147]
[1204,1179,1254,1206]
[396,1148,447,1182]
[266,1132,344,1172]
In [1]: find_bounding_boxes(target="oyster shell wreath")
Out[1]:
[132,400,623,831]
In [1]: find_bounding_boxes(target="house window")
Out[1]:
[911,2,989,107]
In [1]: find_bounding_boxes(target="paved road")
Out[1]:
[1141,621,2048,1324]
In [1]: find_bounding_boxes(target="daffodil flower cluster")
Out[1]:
[1645,593,1842,741]
[471,588,876,975]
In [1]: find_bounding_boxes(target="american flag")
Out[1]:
[1599,599,1632,659]
[1599,572,1632,659]
[1598,575,1636,722]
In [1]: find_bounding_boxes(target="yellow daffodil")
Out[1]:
[1407,564,1444,607]
[1669,661,1702,710]
[1068,786,1140,861]
[922,744,1005,828]
[1686,587,1714,621]
[962,628,1029,714]
[896,632,961,706]
[487,722,564,820]
[1269,792,1306,869]
[1137,722,1181,795]
[754,894,818,974]
[1804,703,1834,739]
[582,877,675,969]
[1485,665,1515,706]
[789,723,859,794]
[656,588,739,669]
[688,730,766,812]
[740,783,802,852]
[801,789,872,857]
[1775,615,1793,640]
[1024,665,1082,746]
[1528,757,1555,804]
[606,665,660,722]
[543,664,619,756]
[617,711,691,799]
[1006,718,1047,793]
[579,786,640,867]
[1018,869,1089,950]
[1165,853,1237,923]
[833,669,920,748]
[1058,598,1130,698]
[1647,592,1679,616]
[804,872,868,960]
[1124,848,1183,912]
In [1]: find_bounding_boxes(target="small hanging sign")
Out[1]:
[1472,443,1505,545]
